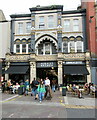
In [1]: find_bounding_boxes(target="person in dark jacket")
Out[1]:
[31,78,39,100]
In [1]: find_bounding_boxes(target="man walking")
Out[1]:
[44,77,52,99]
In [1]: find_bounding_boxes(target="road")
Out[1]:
[1,92,97,119]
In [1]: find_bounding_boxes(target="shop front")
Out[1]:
[63,61,89,85]
[36,61,58,83]
[5,62,30,84]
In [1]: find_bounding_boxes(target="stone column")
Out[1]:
[58,61,63,85]
[30,61,36,83]
[86,60,91,84]
[5,62,10,81]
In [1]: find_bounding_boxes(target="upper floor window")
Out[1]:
[76,41,83,52]
[69,41,75,53]
[48,15,54,28]
[73,19,79,31]
[39,16,45,29]
[26,22,31,33]
[63,41,68,53]
[64,19,70,32]
[45,42,50,54]
[18,23,23,34]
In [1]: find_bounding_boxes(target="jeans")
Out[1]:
[52,85,55,92]
[32,88,37,96]
[38,92,44,101]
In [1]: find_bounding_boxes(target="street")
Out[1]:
[1,91,97,119]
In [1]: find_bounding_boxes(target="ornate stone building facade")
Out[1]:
[4,5,90,85]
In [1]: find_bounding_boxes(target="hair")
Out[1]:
[40,81,44,88]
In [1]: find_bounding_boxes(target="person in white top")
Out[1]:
[13,83,20,94]
[45,77,50,86]
[44,77,52,99]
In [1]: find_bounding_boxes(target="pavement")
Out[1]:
[1,90,97,119]
[1,89,97,109]
[63,91,97,109]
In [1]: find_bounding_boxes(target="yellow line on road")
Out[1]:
[1,95,22,103]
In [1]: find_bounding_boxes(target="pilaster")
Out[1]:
[86,60,91,84]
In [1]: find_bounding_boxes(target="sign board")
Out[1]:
[63,61,84,65]
[37,62,57,68]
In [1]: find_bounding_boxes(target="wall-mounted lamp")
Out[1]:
[89,16,94,23]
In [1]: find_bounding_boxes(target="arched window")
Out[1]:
[69,41,75,53]
[22,39,26,53]
[15,39,20,53]
[63,41,68,53]
[76,41,83,52]
[28,38,31,53]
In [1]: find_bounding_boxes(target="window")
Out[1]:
[45,43,50,54]
[38,44,43,55]
[18,23,23,34]
[76,41,83,52]
[69,41,75,53]
[22,44,26,53]
[39,16,45,29]
[28,43,31,53]
[16,44,20,53]
[48,15,54,28]
[73,19,79,31]
[63,41,68,53]
[26,22,31,33]
[64,19,70,32]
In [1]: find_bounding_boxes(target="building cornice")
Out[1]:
[29,5,63,12]
[10,14,31,18]
[62,9,86,15]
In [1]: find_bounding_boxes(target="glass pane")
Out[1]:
[45,43,50,54]
[64,19,70,32]
[77,41,82,52]
[26,22,31,33]
[18,23,23,34]
[52,44,57,54]
[48,15,54,28]
[38,44,43,54]
[70,41,75,53]
[63,41,68,53]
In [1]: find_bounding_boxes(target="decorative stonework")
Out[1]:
[64,53,86,60]
[36,55,57,61]
[6,55,30,61]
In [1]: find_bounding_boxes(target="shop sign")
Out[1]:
[37,62,57,68]
[63,61,84,65]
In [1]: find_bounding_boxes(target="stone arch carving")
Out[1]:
[35,34,58,49]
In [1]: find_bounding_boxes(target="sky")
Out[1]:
[0,0,82,20]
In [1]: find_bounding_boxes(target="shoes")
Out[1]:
[35,98,37,100]
[40,101,42,103]
[31,94,32,96]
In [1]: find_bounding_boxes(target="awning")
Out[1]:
[5,66,29,74]
[64,65,89,75]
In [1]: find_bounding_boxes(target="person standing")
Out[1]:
[31,78,39,100]
[44,77,52,99]
[24,79,29,96]
[37,79,46,103]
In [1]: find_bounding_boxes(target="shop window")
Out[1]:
[39,16,45,29]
